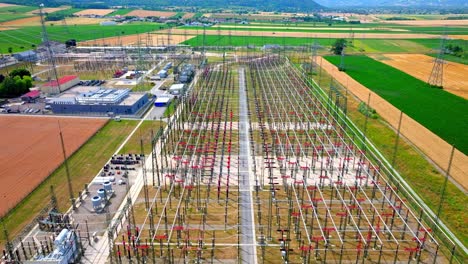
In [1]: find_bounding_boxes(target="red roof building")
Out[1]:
[42,75,80,94]
[21,90,41,102]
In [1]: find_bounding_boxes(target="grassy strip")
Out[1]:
[107,9,135,16]
[0,13,32,23]
[133,82,154,92]
[314,66,468,246]
[0,5,37,13]
[0,120,140,245]
[324,55,468,154]
[163,99,178,118]
[0,23,168,53]
[118,120,165,155]
[427,53,467,65]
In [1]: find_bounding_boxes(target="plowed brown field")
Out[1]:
[371,54,468,99]
[319,57,468,190]
[0,116,107,215]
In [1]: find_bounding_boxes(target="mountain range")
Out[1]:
[314,0,468,7]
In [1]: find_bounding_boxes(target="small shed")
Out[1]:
[21,90,40,102]
[154,97,172,107]
[169,84,186,95]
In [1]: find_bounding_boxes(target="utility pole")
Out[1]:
[58,122,76,210]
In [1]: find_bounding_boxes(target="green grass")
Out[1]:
[0,13,32,23]
[315,67,468,248]
[0,22,168,53]
[324,55,468,154]
[182,35,467,54]
[0,5,37,13]
[192,12,204,19]
[163,99,178,118]
[427,53,468,65]
[170,12,185,20]
[133,82,154,92]
[0,119,142,245]
[107,9,134,16]
[118,120,165,155]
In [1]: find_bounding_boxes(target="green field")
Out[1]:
[182,35,467,54]
[107,8,134,16]
[0,5,37,13]
[184,23,468,35]
[324,55,468,154]
[0,23,168,53]
[0,5,37,23]
[182,35,335,47]
[0,13,31,23]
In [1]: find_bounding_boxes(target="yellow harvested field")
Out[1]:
[450,35,468,40]
[162,28,439,39]
[371,54,468,99]
[74,9,115,16]
[182,13,195,19]
[217,25,408,31]
[383,19,468,26]
[30,7,69,14]
[79,33,195,46]
[126,10,176,18]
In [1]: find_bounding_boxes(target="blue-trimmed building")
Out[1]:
[48,87,149,115]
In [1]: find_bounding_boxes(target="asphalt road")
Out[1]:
[238,68,258,264]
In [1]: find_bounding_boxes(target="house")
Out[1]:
[42,75,80,94]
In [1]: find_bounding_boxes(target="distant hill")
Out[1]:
[0,0,323,11]
[315,0,468,7]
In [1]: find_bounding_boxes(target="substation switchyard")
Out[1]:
[100,55,453,264]
[2,55,461,264]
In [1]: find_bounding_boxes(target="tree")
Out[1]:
[331,39,347,55]
[8,47,13,54]
[10,68,31,79]
[0,74,4,83]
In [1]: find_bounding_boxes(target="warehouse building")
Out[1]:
[47,87,150,115]
[42,75,80,94]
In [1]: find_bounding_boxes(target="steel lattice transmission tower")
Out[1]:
[39,3,62,94]
[428,34,447,88]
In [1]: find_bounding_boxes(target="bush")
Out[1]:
[358,102,378,119]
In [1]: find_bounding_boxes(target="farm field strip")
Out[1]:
[371,53,468,99]
[320,56,468,191]
[324,55,468,156]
